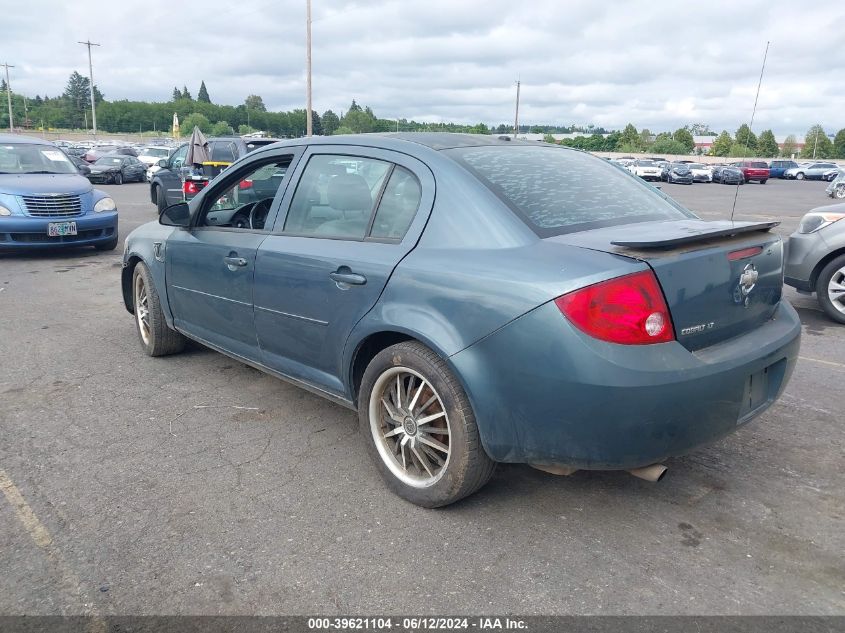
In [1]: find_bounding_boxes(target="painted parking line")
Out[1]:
[0,468,106,632]
[799,356,845,369]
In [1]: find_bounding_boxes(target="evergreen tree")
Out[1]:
[197,81,211,103]
[756,130,779,157]
[321,109,340,135]
[735,124,758,152]
[710,131,733,157]
[172,87,181,101]
[181,85,192,100]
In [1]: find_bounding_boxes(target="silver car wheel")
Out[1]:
[828,267,845,315]
[134,273,151,345]
[369,367,451,488]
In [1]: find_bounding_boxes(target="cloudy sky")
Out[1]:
[4,1,844,135]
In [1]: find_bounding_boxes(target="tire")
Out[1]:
[114,172,123,185]
[94,236,119,251]
[760,179,767,184]
[155,185,167,214]
[132,262,186,356]
[358,341,495,507]
[835,185,845,200]
[816,255,845,325]
[796,172,805,180]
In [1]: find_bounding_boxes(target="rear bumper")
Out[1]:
[451,300,801,469]
[0,213,118,251]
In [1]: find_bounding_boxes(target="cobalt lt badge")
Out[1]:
[736,262,759,307]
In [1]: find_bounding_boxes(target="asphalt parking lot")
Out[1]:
[1,177,843,615]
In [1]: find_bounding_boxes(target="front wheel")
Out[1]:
[834,185,845,200]
[114,172,123,185]
[796,172,805,180]
[816,255,845,325]
[155,185,167,214]
[358,341,495,507]
[132,263,187,356]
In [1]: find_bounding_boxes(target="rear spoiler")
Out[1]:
[610,221,779,249]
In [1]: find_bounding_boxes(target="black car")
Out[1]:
[83,146,138,163]
[662,162,693,184]
[86,154,147,185]
[149,136,280,212]
[67,154,91,177]
[712,165,744,185]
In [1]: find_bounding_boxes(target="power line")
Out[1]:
[2,62,14,133]
[78,40,100,136]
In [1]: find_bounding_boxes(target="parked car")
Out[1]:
[122,134,800,507]
[687,163,713,183]
[735,161,770,184]
[826,171,845,199]
[785,202,845,323]
[0,134,118,252]
[86,155,147,185]
[662,162,693,184]
[149,136,280,212]
[67,154,91,177]
[712,165,744,185]
[83,145,138,163]
[629,159,662,181]
[769,160,799,179]
[784,162,838,180]
[137,146,172,168]
[822,166,842,182]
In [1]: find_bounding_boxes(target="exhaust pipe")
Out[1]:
[530,464,578,476]
[627,464,668,482]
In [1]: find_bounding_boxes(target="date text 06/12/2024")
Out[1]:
[307,617,528,630]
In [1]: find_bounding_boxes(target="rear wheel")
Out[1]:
[132,263,186,356]
[358,341,495,507]
[816,255,845,325]
[760,179,767,184]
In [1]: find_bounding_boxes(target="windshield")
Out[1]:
[688,163,705,169]
[141,148,169,157]
[636,160,656,166]
[95,157,124,166]
[0,143,78,174]
[446,145,692,237]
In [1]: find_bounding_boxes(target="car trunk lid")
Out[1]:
[551,219,784,351]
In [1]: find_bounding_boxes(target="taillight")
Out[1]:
[238,179,253,189]
[183,181,205,195]
[555,271,674,345]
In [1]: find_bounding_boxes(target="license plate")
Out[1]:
[48,221,78,237]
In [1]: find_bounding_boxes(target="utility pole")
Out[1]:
[2,62,14,133]
[513,79,520,138]
[78,40,100,136]
[305,0,313,137]
[812,127,820,159]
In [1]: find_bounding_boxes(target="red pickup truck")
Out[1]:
[735,160,770,184]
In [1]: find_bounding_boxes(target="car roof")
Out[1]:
[0,134,56,145]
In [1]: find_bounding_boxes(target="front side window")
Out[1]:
[283,154,391,239]
[447,145,692,237]
[197,158,292,230]
[170,145,188,169]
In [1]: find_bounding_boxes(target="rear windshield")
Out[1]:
[446,145,692,237]
[748,162,768,168]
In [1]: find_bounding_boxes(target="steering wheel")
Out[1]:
[249,198,273,230]
[229,202,255,229]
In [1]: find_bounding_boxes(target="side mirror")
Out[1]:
[157,159,168,168]
[159,202,190,227]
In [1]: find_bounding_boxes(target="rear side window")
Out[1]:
[446,146,691,237]
[369,166,421,240]
[210,141,237,162]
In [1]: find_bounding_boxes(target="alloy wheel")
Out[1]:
[134,274,151,345]
[369,367,451,488]
[827,266,845,315]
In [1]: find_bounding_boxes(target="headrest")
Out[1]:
[327,174,372,212]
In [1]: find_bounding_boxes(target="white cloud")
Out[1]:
[3,0,844,135]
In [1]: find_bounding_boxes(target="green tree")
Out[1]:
[322,109,340,135]
[211,120,231,136]
[244,94,266,112]
[333,125,355,135]
[672,128,694,152]
[801,125,834,158]
[181,86,192,100]
[171,87,181,101]
[619,123,641,151]
[348,99,362,113]
[237,124,256,135]
[543,133,556,144]
[728,142,755,158]
[650,138,688,155]
[757,129,778,157]
[735,124,757,152]
[833,128,845,159]
[62,71,103,129]
[711,131,733,157]
[181,112,210,133]
[780,135,798,157]
[197,81,211,103]
[617,142,642,154]
[342,105,376,133]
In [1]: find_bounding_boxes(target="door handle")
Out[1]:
[223,256,248,268]
[329,270,367,286]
